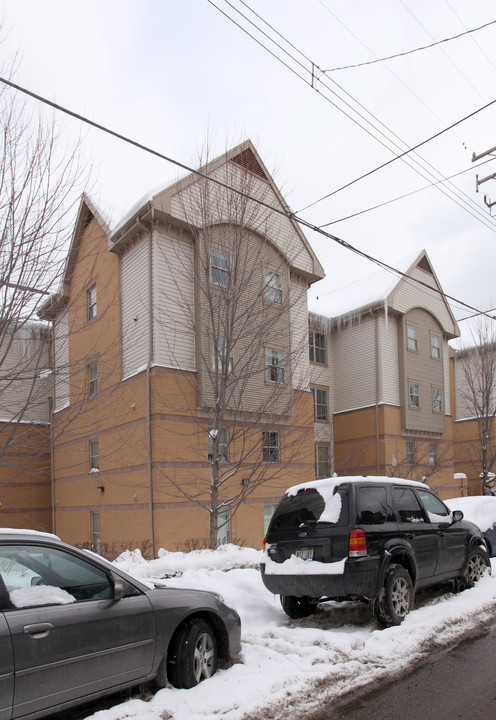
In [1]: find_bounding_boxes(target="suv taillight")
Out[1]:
[263,537,267,551]
[349,529,367,557]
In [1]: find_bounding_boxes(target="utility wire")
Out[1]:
[0,75,493,322]
[209,0,496,232]
[321,18,496,72]
[321,157,495,227]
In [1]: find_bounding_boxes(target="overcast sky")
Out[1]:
[2,0,496,339]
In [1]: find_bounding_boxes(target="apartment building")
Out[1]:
[308,251,461,498]
[42,141,324,553]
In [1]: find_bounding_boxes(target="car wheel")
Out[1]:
[460,546,490,589]
[167,620,218,689]
[374,565,414,627]
[280,595,318,619]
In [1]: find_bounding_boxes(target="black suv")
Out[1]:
[261,476,490,626]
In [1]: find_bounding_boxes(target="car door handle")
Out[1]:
[405,533,414,540]
[23,623,54,638]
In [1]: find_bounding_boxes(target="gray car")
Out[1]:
[0,529,241,720]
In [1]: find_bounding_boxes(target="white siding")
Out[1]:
[153,229,196,370]
[390,266,456,335]
[443,342,451,416]
[332,318,376,412]
[121,236,151,378]
[379,316,400,406]
[290,278,310,391]
[0,324,51,422]
[54,312,69,412]
[170,164,314,276]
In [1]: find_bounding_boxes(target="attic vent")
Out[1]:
[230,148,267,180]
[417,256,433,275]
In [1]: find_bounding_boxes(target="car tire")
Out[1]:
[167,619,218,689]
[280,595,318,619]
[374,565,414,627]
[458,546,490,590]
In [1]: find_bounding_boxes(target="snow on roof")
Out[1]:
[0,528,60,541]
[285,474,426,497]
[308,252,420,320]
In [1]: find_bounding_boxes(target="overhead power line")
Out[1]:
[0,75,493,324]
[207,0,496,233]
[321,18,496,72]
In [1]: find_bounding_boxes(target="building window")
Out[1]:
[264,503,278,535]
[89,440,99,472]
[431,333,441,359]
[311,387,328,421]
[406,441,415,465]
[309,330,326,364]
[217,509,230,547]
[210,248,229,287]
[409,381,419,408]
[266,348,285,383]
[91,511,101,554]
[407,324,418,352]
[264,269,282,304]
[315,445,330,478]
[429,442,437,466]
[88,362,98,396]
[87,285,97,321]
[432,387,442,412]
[208,427,229,462]
[212,336,233,374]
[262,431,280,463]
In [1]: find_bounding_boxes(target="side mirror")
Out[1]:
[452,509,464,523]
[112,575,127,602]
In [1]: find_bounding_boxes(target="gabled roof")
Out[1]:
[109,140,325,284]
[38,194,110,319]
[309,250,459,339]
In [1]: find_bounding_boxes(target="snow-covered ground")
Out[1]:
[83,545,496,720]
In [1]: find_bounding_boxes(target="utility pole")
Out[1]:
[472,145,496,212]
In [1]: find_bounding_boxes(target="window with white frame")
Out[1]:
[210,248,229,287]
[87,285,97,321]
[89,440,99,472]
[212,336,233,374]
[432,387,442,412]
[91,511,101,554]
[315,445,330,478]
[208,427,229,462]
[409,381,419,408]
[311,387,328,421]
[88,362,98,396]
[406,440,415,465]
[407,324,418,351]
[431,333,441,359]
[264,269,282,304]
[309,330,326,364]
[266,348,285,383]
[429,442,437,466]
[216,509,230,546]
[262,431,280,463]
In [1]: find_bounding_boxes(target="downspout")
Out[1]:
[143,209,155,560]
[374,311,380,475]
[50,322,56,533]
[125,210,155,558]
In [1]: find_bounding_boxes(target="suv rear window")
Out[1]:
[358,486,393,524]
[268,487,348,532]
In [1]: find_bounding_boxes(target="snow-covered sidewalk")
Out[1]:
[85,546,496,720]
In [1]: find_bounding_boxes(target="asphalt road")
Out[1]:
[307,622,496,720]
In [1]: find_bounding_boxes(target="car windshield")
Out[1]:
[268,488,347,532]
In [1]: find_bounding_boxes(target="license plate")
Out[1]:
[295,548,314,561]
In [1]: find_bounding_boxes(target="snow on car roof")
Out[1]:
[0,528,61,541]
[285,475,426,497]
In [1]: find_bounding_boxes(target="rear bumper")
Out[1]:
[260,557,380,600]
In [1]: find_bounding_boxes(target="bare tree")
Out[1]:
[455,318,496,494]
[386,439,453,486]
[0,70,88,526]
[152,147,313,547]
